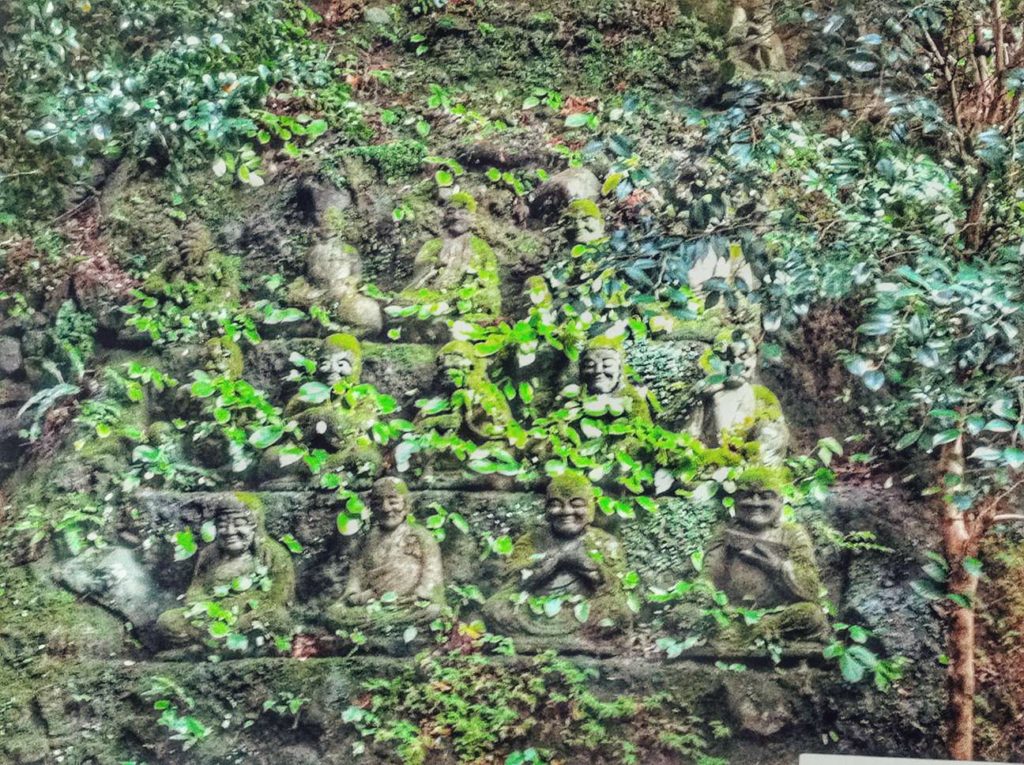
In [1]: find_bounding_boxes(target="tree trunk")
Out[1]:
[939,439,979,761]
[945,556,979,760]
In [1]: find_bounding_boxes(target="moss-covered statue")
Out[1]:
[395,202,501,330]
[702,469,827,642]
[578,336,652,423]
[415,341,514,445]
[688,329,789,466]
[259,333,382,485]
[287,238,383,337]
[155,494,295,652]
[325,477,445,629]
[483,473,632,641]
[726,0,787,76]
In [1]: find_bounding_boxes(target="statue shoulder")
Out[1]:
[408,524,442,553]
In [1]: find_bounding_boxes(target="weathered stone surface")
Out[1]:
[56,546,169,634]
[529,167,601,223]
[0,335,24,377]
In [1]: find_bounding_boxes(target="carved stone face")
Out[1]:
[322,349,355,385]
[581,348,623,395]
[436,351,473,390]
[372,485,408,531]
[216,506,256,556]
[443,208,472,237]
[734,490,782,532]
[546,492,591,540]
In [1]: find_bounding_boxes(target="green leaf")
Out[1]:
[200,521,216,543]
[403,625,418,643]
[248,425,284,449]
[174,528,197,561]
[839,653,866,683]
[573,600,590,623]
[226,633,249,651]
[962,557,983,577]
[297,382,330,404]
[491,535,514,556]
[930,429,961,449]
[190,380,216,398]
[337,513,362,536]
[208,620,230,638]
[280,534,304,554]
[564,113,592,128]
[543,598,563,617]
[435,169,454,187]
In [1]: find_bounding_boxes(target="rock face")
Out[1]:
[528,167,602,223]
[0,2,956,761]
[57,547,169,638]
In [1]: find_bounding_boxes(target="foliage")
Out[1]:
[0,0,334,218]
[343,650,729,765]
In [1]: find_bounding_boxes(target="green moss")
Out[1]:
[363,341,437,371]
[548,471,596,505]
[416,237,444,266]
[343,140,428,181]
[733,465,791,493]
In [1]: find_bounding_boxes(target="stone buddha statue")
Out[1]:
[325,477,445,628]
[688,329,789,465]
[392,203,501,343]
[577,336,652,423]
[726,0,788,76]
[703,470,827,641]
[155,494,295,652]
[483,472,632,640]
[415,341,514,444]
[288,238,383,337]
[259,333,382,485]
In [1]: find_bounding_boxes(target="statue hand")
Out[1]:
[346,589,374,605]
[738,544,784,572]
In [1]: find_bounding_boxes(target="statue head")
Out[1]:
[581,336,625,395]
[322,333,362,386]
[215,497,259,557]
[435,341,480,390]
[546,472,596,539]
[441,204,473,237]
[370,476,411,531]
[732,467,788,532]
[308,240,360,285]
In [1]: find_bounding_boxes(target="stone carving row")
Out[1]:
[58,470,825,656]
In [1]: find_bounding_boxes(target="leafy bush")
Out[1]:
[0,0,331,218]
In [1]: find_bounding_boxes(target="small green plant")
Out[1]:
[142,677,213,753]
